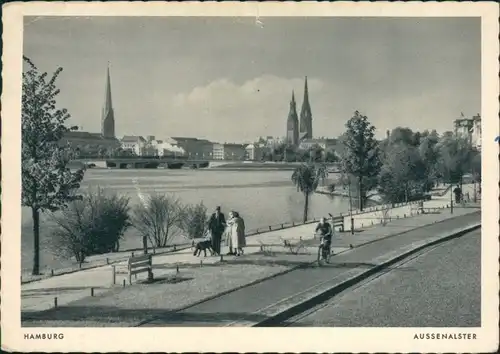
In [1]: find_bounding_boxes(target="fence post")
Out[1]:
[54,297,58,308]
[123,279,126,287]
[112,265,116,285]
[90,287,94,296]
[350,218,354,235]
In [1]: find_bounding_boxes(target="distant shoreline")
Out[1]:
[71,160,336,172]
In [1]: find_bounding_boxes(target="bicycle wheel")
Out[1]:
[317,245,323,265]
[325,248,332,263]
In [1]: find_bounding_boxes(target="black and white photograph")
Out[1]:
[1,2,499,353]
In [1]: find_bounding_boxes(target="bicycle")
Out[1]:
[316,233,333,266]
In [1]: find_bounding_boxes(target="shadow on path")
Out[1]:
[22,305,268,327]
[22,286,107,297]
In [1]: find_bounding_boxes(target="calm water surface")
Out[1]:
[21,169,350,271]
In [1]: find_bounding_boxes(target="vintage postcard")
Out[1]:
[1,1,499,352]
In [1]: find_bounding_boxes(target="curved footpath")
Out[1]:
[21,200,480,326]
[284,228,481,327]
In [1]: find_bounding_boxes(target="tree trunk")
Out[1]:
[358,177,364,211]
[31,207,40,275]
[303,192,309,223]
[142,235,148,254]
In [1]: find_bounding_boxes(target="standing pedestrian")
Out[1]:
[225,211,235,255]
[208,206,226,256]
[233,211,246,256]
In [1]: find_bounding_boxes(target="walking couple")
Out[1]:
[207,206,246,256]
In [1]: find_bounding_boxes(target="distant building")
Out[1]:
[155,141,186,157]
[454,113,482,150]
[101,65,115,139]
[60,131,120,157]
[299,76,313,140]
[213,143,246,160]
[170,137,214,159]
[245,143,265,161]
[286,91,299,146]
[285,77,313,146]
[121,135,147,155]
[471,114,482,151]
[299,138,337,151]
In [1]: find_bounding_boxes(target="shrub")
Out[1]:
[178,201,209,239]
[50,188,131,264]
[132,193,183,248]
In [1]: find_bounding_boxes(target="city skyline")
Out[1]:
[23,16,480,142]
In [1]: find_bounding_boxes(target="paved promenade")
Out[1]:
[141,211,480,327]
[21,194,479,322]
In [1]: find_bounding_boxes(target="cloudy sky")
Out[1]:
[23,16,480,142]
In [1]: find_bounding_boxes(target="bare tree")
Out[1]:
[132,193,184,248]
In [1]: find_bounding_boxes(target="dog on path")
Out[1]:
[192,239,214,257]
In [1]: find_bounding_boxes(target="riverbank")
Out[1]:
[315,185,383,205]
[209,161,306,171]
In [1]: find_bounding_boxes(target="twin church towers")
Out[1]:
[286,76,313,146]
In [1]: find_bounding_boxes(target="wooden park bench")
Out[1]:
[128,254,154,285]
[327,213,345,232]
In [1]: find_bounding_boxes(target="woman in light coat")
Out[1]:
[225,211,246,256]
[224,211,236,255]
[232,211,246,256]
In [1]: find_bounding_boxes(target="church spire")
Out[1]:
[101,63,115,139]
[104,63,113,113]
[286,90,299,146]
[299,76,312,139]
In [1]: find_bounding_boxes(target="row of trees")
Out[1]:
[51,189,208,265]
[291,111,481,222]
[261,143,337,163]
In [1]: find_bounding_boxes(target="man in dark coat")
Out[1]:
[208,206,226,255]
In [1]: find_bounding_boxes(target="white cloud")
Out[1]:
[119,75,477,143]
[164,75,335,143]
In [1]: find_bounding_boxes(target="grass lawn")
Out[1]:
[21,256,300,327]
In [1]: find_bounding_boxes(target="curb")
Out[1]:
[253,222,481,327]
[136,212,479,327]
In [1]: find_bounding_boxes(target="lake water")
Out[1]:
[21,168,351,272]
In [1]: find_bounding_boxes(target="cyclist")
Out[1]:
[315,217,333,260]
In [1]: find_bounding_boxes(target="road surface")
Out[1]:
[285,228,481,327]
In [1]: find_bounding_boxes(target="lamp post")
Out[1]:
[450,182,454,214]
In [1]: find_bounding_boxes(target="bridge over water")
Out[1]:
[103,158,209,169]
